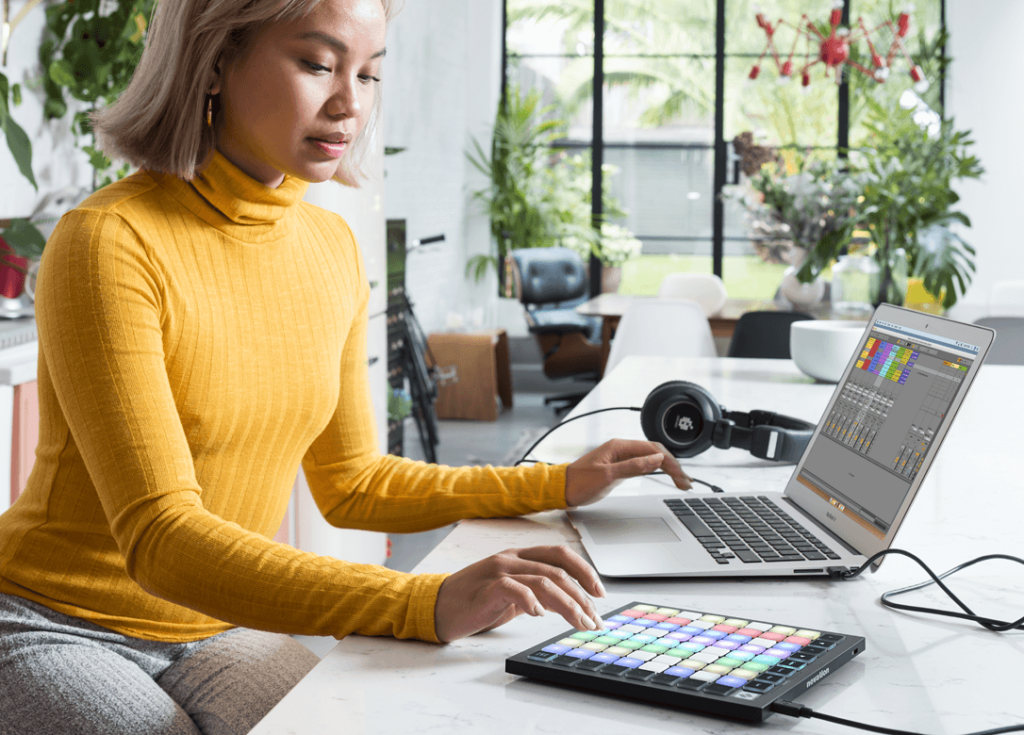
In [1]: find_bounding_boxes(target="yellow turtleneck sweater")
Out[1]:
[0,152,567,643]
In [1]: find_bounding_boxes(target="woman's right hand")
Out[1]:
[433,545,606,643]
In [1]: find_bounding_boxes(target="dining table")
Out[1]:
[575,295,833,376]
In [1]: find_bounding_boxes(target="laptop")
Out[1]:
[567,304,995,578]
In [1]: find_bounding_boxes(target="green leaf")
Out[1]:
[0,219,47,258]
[83,144,111,172]
[43,97,68,119]
[49,59,76,88]
[74,110,93,136]
[944,211,971,228]
[0,114,38,191]
[465,254,497,283]
[11,84,21,107]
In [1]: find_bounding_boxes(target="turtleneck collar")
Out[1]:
[151,150,311,244]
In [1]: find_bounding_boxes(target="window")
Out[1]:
[505,0,946,299]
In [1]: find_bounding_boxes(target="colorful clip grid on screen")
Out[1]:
[856,338,918,385]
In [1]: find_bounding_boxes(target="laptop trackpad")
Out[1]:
[586,518,682,545]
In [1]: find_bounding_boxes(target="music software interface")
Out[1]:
[797,320,980,538]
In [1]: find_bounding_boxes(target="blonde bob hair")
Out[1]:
[93,0,399,186]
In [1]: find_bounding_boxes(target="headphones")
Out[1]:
[640,381,814,463]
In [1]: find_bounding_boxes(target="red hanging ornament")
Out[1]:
[748,2,928,91]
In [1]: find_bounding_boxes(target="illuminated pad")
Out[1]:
[508,601,865,723]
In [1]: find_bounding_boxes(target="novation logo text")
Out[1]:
[805,667,830,689]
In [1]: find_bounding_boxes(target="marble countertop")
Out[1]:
[251,358,1024,735]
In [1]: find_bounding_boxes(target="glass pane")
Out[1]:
[620,251,789,301]
[726,0,844,55]
[725,56,838,147]
[620,253,715,295]
[605,146,714,242]
[507,0,593,56]
[605,0,717,56]
[848,0,945,145]
[721,253,789,299]
[601,57,716,140]
[507,55,593,143]
[723,184,807,302]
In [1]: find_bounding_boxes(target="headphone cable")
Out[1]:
[514,407,641,468]
[514,407,722,492]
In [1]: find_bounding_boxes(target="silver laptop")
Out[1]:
[567,304,995,578]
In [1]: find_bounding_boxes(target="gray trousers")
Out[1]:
[0,593,319,735]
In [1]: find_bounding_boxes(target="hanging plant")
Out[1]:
[1,0,153,260]
[1,62,40,265]
[38,0,155,189]
[0,72,36,191]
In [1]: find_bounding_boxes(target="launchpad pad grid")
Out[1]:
[506,601,865,723]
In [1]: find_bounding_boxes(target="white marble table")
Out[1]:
[251,358,1023,735]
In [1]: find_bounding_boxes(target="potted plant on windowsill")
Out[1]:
[561,222,642,294]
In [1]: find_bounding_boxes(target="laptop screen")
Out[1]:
[794,317,981,540]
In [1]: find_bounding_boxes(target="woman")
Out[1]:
[0,0,690,733]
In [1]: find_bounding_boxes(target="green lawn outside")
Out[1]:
[619,255,789,300]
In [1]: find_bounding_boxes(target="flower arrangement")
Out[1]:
[729,136,860,270]
[796,100,984,308]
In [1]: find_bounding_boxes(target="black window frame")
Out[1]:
[502,0,947,297]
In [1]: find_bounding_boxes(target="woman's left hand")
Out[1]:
[564,438,692,507]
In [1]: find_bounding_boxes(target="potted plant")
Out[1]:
[728,140,860,307]
[466,85,573,294]
[1,68,41,297]
[466,89,642,296]
[545,152,639,293]
[797,99,984,309]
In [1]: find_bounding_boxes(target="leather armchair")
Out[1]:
[509,248,602,413]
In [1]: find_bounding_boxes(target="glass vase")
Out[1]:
[830,254,879,316]
[873,248,908,308]
[778,266,826,309]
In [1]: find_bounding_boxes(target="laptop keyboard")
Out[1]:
[663,496,842,565]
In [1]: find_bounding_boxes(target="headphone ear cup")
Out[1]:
[640,381,722,457]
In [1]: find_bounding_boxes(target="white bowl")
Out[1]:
[790,320,869,383]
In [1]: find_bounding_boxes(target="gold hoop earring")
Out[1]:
[206,95,213,127]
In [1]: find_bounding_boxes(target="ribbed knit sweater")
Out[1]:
[0,151,567,643]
